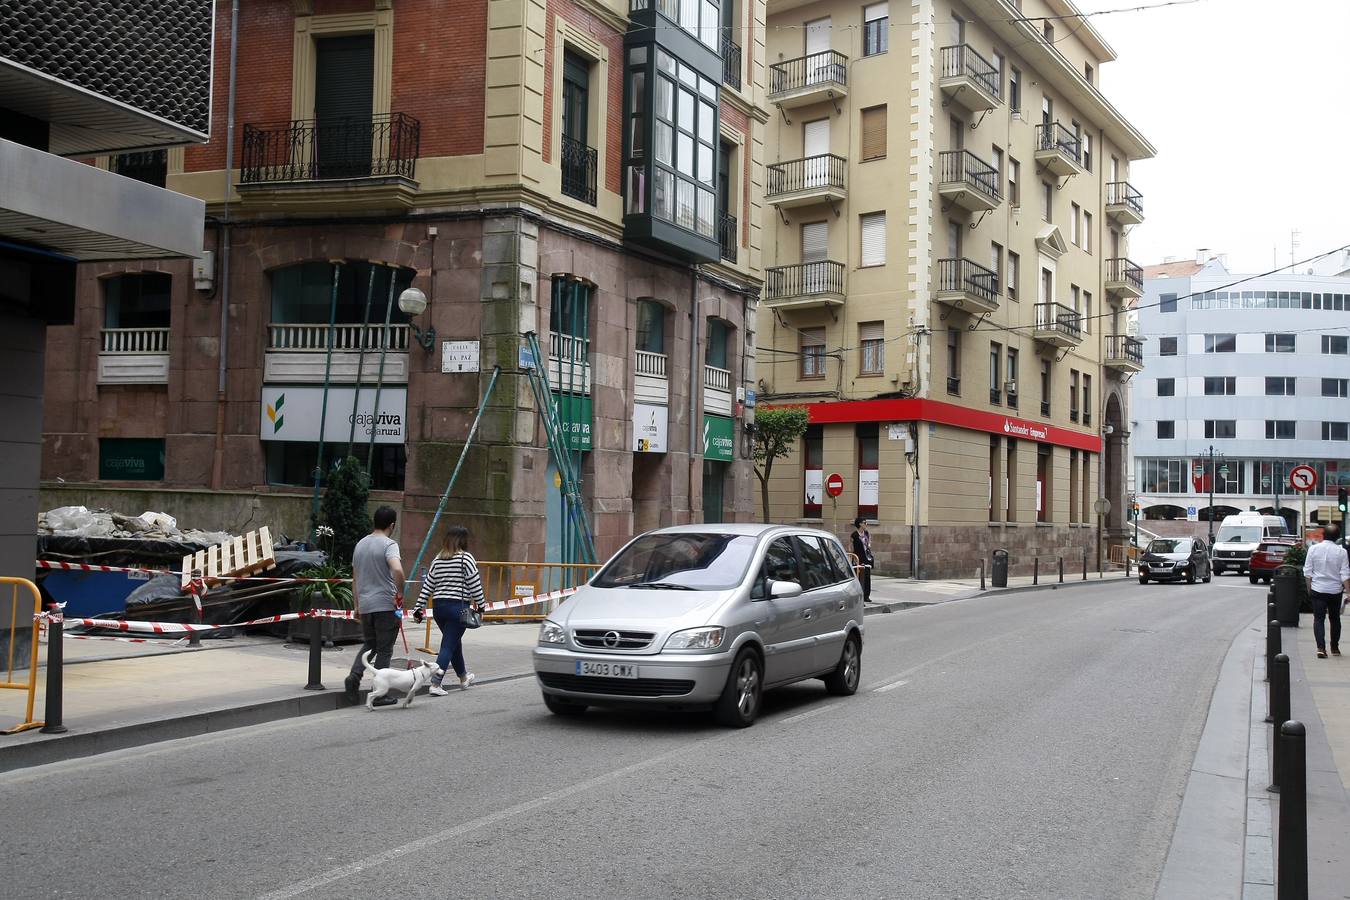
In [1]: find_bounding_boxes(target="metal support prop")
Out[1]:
[402,366,504,599]
[347,264,378,456]
[1276,721,1308,900]
[365,268,399,476]
[308,261,343,536]
[1268,652,1290,790]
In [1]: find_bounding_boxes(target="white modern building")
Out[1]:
[1131,254,1350,530]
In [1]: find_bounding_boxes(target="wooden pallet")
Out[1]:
[181,527,276,590]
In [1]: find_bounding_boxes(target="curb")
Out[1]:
[864,574,1131,614]
[0,670,536,775]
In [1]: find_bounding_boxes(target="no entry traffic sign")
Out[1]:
[1289,465,1317,493]
[825,473,845,498]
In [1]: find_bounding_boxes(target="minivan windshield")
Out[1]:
[1216,526,1261,543]
[1147,539,1192,554]
[592,533,759,591]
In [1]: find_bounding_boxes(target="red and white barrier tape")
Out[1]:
[481,586,577,612]
[38,608,358,633]
[66,634,189,646]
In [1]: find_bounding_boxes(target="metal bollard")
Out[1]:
[1058,557,1064,584]
[1268,653,1290,789]
[304,614,326,691]
[1266,604,1279,683]
[1276,720,1308,900]
[39,605,67,734]
[1084,550,1089,581]
[979,558,986,591]
[1033,557,1039,585]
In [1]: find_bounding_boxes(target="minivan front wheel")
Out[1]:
[714,649,762,728]
[824,635,861,696]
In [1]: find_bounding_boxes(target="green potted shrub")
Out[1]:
[1277,541,1311,613]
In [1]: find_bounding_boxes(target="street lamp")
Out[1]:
[398,287,436,351]
[1198,445,1225,544]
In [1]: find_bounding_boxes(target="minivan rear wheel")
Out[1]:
[542,692,587,717]
[714,649,762,728]
[823,634,861,696]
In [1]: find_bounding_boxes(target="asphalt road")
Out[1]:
[0,576,1265,900]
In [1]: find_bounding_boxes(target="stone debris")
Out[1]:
[38,506,235,547]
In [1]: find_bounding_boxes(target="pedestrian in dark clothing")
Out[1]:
[413,525,486,694]
[851,516,874,603]
[344,506,406,705]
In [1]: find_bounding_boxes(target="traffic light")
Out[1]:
[1340,487,1348,515]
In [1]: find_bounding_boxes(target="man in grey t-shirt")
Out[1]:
[345,506,406,704]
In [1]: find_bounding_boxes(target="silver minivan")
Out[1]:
[533,524,865,727]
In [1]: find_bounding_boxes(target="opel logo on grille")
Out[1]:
[603,631,621,648]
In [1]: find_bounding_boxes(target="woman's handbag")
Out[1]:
[458,604,483,629]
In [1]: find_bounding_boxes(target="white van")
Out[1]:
[1211,513,1291,575]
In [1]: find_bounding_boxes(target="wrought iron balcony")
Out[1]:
[561,135,598,205]
[718,211,738,263]
[1106,181,1144,225]
[1033,301,1083,347]
[721,36,742,90]
[938,44,1001,114]
[240,112,420,184]
[764,260,846,310]
[765,154,847,207]
[935,258,1000,315]
[1034,122,1082,176]
[937,150,1001,212]
[768,50,848,108]
[1104,334,1144,374]
[1105,257,1144,300]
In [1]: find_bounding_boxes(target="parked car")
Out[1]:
[1139,537,1213,584]
[533,524,865,728]
[1248,539,1297,584]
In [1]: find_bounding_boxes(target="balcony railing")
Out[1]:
[938,150,1000,203]
[721,36,742,90]
[1035,122,1081,165]
[718,211,738,263]
[768,50,848,97]
[947,376,961,395]
[240,112,420,183]
[1106,334,1144,365]
[1034,302,1083,340]
[267,323,410,352]
[635,350,667,378]
[937,258,1000,306]
[549,331,591,364]
[766,154,846,198]
[1106,181,1143,216]
[1106,257,1143,293]
[704,364,732,392]
[561,135,598,206]
[765,261,846,301]
[101,327,169,354]
[939,44,1000,99]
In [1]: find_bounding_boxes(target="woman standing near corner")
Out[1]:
[414,525,486,694]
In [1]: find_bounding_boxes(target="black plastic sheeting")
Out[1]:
[37,534,209,568]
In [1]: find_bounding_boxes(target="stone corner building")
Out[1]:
[40,0,769,564]
[756,0,1152,578]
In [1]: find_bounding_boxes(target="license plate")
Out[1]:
[576,660,638,679]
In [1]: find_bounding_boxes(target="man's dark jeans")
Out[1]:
[350,610,400,678]
[1310,590,1343,651]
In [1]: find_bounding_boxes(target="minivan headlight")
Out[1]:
[663,626,725,651]
[538,620,566,645]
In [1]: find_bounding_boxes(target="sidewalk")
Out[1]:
[0,619,540,773]
[867,568,1126,611]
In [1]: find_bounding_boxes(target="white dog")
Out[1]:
[362,652,443,709]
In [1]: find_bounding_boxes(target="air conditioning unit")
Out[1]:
[1005,380,1017,394]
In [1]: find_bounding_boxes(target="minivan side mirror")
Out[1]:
[768,580,803,599]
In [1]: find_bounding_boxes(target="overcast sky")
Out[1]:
[1079,0,1349,274]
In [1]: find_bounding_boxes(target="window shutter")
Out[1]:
[860,212,886,267]
[859,321,883,342]
[864,2,889,21]
[861,106,886,160]
[802,326,826,347]
[801,221,828,261]
[314,35,375,123]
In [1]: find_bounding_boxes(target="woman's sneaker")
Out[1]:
[428,683,449,696]
[460,673,476,690]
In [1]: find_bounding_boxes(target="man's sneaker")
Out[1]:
[460,672,476,690]
[428,684,449,696]
[371,696,398,707]
[344,674,360,704]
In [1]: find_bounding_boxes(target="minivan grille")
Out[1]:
[538,673,694,697]
[572,629,655,650]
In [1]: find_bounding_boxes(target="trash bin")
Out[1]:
[1273,567,1301,626]
[992,549,1009,588]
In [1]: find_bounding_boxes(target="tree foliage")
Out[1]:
[751,406,811,523]
[319,456,372,565]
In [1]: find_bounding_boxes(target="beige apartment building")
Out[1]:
[757,0,1154,577]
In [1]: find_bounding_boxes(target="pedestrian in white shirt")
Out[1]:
[1303,523,1350,659]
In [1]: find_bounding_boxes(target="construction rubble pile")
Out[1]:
[38,506,235,547]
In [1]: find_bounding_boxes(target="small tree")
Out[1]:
[751,406,811,523]
[319,456,372,564]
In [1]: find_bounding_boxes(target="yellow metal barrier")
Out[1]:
[0,577,44,734]
[416,561,600,654]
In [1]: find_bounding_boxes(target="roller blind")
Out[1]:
[861,106,886,160]
[860,212,886,267]
[801,221,828,261]
[859,321,883,342]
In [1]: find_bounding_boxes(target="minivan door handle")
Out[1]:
[837,600,846,610]
[802,609,813,619]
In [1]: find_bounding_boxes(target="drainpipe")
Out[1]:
[689,268,701,516]
[210,0,240,489]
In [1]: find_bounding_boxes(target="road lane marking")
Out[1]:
[871,679,909,694]
[781,706,835,724]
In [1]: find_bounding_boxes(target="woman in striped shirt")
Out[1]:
[415,525,486,695]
